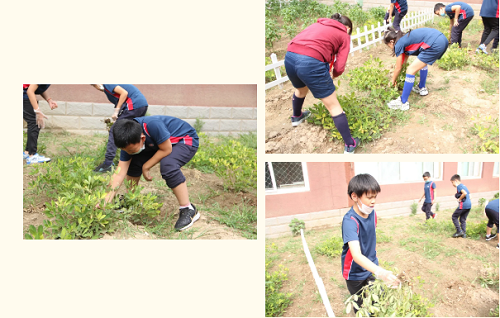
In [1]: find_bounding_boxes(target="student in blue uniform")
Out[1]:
[434,2,475,47]
[383,27,448,110]
[101,116,199,231]
[91,84,149,173]
[341,174,400,314]
[23,84,58,164]
[476,0,499,54]
[450,174,471,238]
[484,199,499,248]
[418,171,437,220]
[385,0,408,31]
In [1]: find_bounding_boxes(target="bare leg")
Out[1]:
[407,58,428,75]
[295,86,309,98]
[320,91,344,116]
[487,226,492,236]
[172,181,190,206]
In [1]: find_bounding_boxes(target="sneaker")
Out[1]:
[174,204,200,231]
[26,153,51,165]
[432,213,437,219]
[291,110,311,127]
[462,232,467,238]
[344,137,360,154]
[93,162,114,173]
[452,231,464,238]
[496,244,499,249]
[387,97,410,111]
[412,86,429,96]
[476,44,488,54]
[23,152,29,160]
[486,233,498,241]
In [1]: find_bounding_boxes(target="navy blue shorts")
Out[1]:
[417,34,448,65]
[284,51,336,99]
[126,143,198,189]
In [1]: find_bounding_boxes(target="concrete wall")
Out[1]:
[23,84,257,135]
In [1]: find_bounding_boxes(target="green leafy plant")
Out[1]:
[266,263,293,317]
[435,202,440,212]
[193,117,205,133]
[24,225,45,240]
[469,115,499,154]
[315,236,343,257]
[437,43,472,70]
[466,221,489,240]
[478,198,487,207]
[289,218,305,236]
[410,201,418,216]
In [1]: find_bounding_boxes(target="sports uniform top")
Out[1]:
[23,84,51,100]
[445,2,475,21]
[391,0,408,13]
[457,183,471,209]
[480,0,499,18]
[287,18,351,77]
[341,207,378,281]
[394,28,444,57]
[103,84,148,110]
[119,116,199,162]
[424,181,436,203]
[486,199,499,213]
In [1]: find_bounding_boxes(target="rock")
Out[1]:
[327,148,332,153]
[265,142,276,152]
[269,131,279,139]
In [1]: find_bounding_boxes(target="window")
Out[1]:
[457,162,482,179]
[265,162,309,194]
[354,162,442,184]
[493,162,499,177]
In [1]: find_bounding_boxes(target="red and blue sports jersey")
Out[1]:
[341,207,378,281]
[486,199,499,213]
[391,0,408,13]
[120,116,199,162]
[424,181,436,203]
[480,0,499,18]
[394,28,443,57]
[445,2,475,21]
[103,84,148,110]
[457,183,471,209]
[23,84,51,100]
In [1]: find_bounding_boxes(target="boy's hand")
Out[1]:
[142,167,152,181]
[431,200,435,205]
[111,109,119,121]
[454,20,459,27]
[375,268,400,288]
[48,99,58,110]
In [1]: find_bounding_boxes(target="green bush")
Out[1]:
[289,218,305,236]
[466,221,488,240]
[266,18,282,50]
[469,116,499,154]
[266,264,293,317]
[315,236,344,257]
[437,44,472,70]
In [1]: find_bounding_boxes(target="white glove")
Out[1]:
[34,109,48,129]
[375,268,400,288]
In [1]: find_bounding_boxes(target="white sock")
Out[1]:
[180,204,193,210]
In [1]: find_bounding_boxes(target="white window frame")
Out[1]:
[493,162,499,178]
[354,162,443,185]
[265,162,310,195]
[457,162,483,180]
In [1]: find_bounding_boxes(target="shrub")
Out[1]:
[466,221,488,240]
[315,236,344,257]
[437,43,472,70]
[266,264,293,317]
[478,198,487,207]
[469,116,499,154]
[266,18,282,50]
[410,202,418,216]
[289,218,305,236]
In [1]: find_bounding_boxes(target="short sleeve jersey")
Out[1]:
[480,0,499,18]
[445,2,475,21]
[424,181,436,203]
[486,199,499,213]
[103,84,148,110]
[119,116,199,162]
[394,28,443,57]
[23,84,51,100]
[341,207,378,281]
[391,0,408,13]
[457,183,471,209]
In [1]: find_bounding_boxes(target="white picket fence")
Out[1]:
[265,9,435,90]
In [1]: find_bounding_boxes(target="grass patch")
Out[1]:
[206,201,257,239]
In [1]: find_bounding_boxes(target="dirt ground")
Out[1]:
[266,209,499,317]
[265,24,499,154]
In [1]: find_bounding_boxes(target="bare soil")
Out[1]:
[265,26,499,154]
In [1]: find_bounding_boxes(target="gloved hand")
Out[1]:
[375,268,400,288]
[34,109,48,129]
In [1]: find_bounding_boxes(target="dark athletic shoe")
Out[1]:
[93,162,114,173]
[291,110,311,127]
[175,204,200,231]
[486,233,497,241]
[452,231,464,238]
[461,232,467,238]
[344,137,359,154]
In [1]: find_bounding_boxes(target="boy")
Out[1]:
[418,172,437,220]
[385,0,408,31]
[484,199,499,248]
[450,174,471,238]
[102,116,199,231]
[434,2,475,47]
[476,0,499,54]
[91,84,149,173]
[341,174,400,313]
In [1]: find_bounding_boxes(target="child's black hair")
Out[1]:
[348,174,381,200]
[331,13,353,35]
[450,174,461,182]
[434,3,445,13]
[383,27,410,56]
[112,119,143,148]
[423,171,431,178]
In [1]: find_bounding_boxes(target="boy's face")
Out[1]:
[423,176,429,182]
[353,191,377,208]
[451,180,458,188]
[91,84,104,92]
[122,134,146,155]
[435,8,445,16]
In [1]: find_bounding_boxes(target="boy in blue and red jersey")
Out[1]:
[434,2,475,47]
[477,0,499,54]
[384,27,448,110]
[341,174,400,314]
[418,171,437,220]
[450,174,471,238]
[91,84,149,173]
[102,116,200,231]
[385,0,408,31]
[484,199,499,248]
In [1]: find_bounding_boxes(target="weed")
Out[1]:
[193,118,205,133]
[478,198,487,207]
[289,218,305,236]
[435,203,440,212]
[410,202,418,216]
[266,262,293,317]
[207,201,257,239]
[437,44,472,70]
[480,77,499,95]
[469,115,499,154]
[314,236,343,257]
[376,229,392,243]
